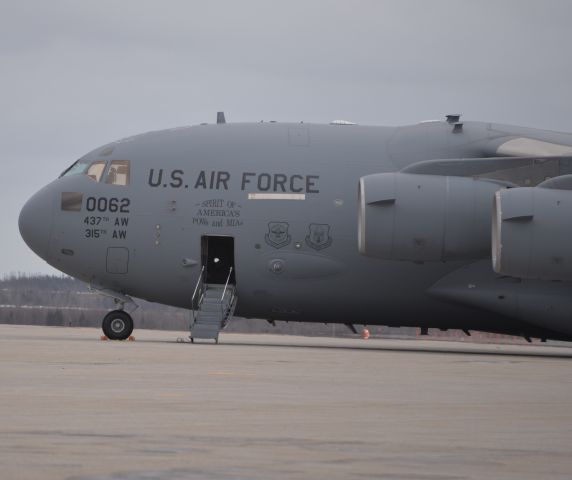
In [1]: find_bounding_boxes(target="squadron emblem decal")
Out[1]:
[306,223,333,251]
[265,222,292,249]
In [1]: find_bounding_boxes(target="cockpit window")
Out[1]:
[60,159,89,178]
[105,160,130,186]
[86,161,106,182]
[60,159,107,182]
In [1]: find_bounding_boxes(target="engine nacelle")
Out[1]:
[493,187,572,281]
[358,173,502,262]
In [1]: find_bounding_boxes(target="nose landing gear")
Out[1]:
[102,310,134,340]
[90,286,138,341]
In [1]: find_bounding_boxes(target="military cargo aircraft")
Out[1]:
[18,113,572,342]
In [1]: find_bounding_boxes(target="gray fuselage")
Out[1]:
[19,120,572,340]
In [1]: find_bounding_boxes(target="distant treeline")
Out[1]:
[0,274,528,342]
[0,273,398,337]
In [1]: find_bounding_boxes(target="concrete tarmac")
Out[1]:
[1,325,572,480]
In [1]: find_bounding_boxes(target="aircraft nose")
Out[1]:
[19,186,54,260]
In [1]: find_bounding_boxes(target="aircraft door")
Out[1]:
[201,235,236,284]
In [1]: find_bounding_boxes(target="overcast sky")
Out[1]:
[2,0,572,275]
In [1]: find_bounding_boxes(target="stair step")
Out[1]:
[196,313,220,319]
[198,309,220,315]
[202,304,229,310]
[205,289,224,295]
[193,323,220,330]
[194,318,221,325]
[196,313,221,319]
[192,329,220,339]
[194,319,220,326]
[191,282,237,341]
[198,306,219,312]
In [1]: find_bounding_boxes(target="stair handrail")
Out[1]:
[221,266,233,302]
[191,266,206,317]
[220,267,236,328]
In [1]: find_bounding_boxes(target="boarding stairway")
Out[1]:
[190,267,237,343]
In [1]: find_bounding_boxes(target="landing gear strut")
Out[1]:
[90,286,137,341]
[102,310,134,340]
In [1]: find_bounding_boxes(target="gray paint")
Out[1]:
[493,186,572,282]
[359,173,502,262]
[18,119,572,341]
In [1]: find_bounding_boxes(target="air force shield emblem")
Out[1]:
[306,223,333,250]
[265,222,291,249]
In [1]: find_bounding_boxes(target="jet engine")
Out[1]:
[492,185,572,281]
[358,173,502,262]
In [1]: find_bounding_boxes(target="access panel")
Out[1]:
[106,247,129,274]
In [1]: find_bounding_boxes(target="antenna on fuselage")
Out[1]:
[446,114,461,124]
[217,111,226,124]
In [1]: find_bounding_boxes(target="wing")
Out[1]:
[401,155,572,187]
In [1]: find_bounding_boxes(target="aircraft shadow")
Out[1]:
[22,330,572,360]
[166,337,572,360]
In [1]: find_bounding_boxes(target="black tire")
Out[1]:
[102,310,133,340]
